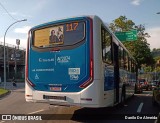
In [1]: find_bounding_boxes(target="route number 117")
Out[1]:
[66,22,78,32]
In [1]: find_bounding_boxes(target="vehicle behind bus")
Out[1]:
[138,78,151,91]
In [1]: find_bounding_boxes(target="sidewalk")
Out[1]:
[0,82,25,98]
[0,82,25,90]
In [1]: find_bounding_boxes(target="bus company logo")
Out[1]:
[2,115,11,120]
[68,68,80,75]
[39,58,54,62]
[57,56,70,63]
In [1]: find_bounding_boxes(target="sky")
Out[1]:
[0,0,160,50]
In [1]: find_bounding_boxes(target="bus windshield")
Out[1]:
[33,21,85,47]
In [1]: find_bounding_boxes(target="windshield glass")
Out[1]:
[33,21,85,47]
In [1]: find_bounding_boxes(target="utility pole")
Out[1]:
[15,39,20,80]
[3,19,27,89]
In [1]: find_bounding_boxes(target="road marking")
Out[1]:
[28,109,44,114]
[137,102,144,113]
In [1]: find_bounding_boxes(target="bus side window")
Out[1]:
[101,26,112,64]
[131,60,134,72]
[119,46,123,68]
[128,57,130,72]
[123,50,127,70]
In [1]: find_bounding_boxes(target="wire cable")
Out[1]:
[0,2,17,21]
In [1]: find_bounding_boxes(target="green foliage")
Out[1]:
[144,66,152,72]
[109,16,155,69]
[110,16,135,32]
[0,88,8,95]
[153,48,160,51]
[154,56,160,61]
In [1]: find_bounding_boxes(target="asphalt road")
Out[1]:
[0,82,159,123]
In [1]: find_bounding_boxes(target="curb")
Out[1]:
[0,90,11,99]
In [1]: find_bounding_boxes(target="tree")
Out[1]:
[110,16,135,32]
[109,16,155,68]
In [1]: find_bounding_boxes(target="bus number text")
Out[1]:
[66,22,78,32]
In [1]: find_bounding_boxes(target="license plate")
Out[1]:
[43,95,66,100]
[50,87,61,91]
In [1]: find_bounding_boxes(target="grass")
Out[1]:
[0,88,8,95]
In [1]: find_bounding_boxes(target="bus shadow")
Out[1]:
[71,96,134,122]
[71,105,124,121]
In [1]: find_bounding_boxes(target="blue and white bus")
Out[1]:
[25,15,137,108]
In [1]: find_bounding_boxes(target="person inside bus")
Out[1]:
[49,30,58,43]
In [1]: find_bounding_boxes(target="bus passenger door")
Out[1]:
[113,43,120,104]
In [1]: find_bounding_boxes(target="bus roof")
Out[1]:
[30,15,98,31]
